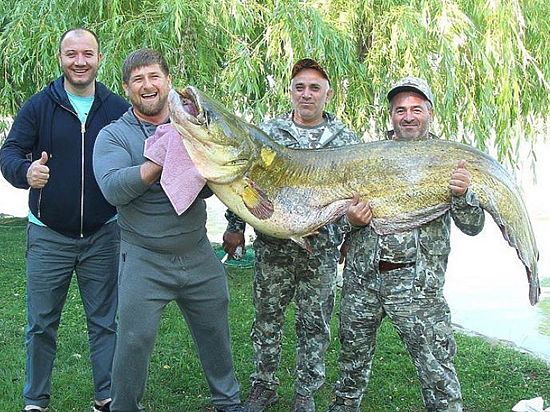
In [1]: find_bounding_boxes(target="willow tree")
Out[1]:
[1,0,549,166]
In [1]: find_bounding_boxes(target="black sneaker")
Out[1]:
[244,384,278,411]
[93,401,111,412]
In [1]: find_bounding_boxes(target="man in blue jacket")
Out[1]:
[0,28,128,412]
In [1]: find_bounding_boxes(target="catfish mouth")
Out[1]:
[168,86,252,178]
[170,87,207,126]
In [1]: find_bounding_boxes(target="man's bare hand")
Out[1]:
[140,160,162,185]
[26,151,50,189]
[222,231,245,258]
[346,194,372,227]
[449,159,471,196]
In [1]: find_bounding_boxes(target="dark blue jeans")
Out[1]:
[24,222,119,408]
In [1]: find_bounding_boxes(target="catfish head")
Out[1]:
[168,86,260,184]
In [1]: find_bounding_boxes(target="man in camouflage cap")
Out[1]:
[327,76,485,412]
[223,58,360,412]
[386,75,434,106]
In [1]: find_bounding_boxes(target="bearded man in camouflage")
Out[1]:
[223,59,360,412]
[327,77,485,412]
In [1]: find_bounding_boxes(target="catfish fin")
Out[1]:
[290,236,312,253]
[241,178,274,220]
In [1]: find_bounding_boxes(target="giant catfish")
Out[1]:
[168,86,540,305]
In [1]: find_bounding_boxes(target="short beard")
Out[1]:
[131,96,167,117]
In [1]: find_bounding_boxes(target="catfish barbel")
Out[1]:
[168,86,540,305]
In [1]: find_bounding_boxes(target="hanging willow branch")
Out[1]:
[1,0,549,165]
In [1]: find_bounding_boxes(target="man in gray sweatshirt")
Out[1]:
[93,48,243,412]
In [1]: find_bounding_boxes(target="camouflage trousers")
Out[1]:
[335,265,463,412]
[250,237,339,395]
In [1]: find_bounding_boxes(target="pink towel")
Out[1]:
[144,124,206,215]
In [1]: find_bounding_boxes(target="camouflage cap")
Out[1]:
[291,58,330,83]
[387,76,433,105]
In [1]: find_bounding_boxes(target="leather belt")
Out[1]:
[378,260,415,272]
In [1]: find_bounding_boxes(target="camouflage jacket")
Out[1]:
[345,189,485,294]
[225,111,360,248]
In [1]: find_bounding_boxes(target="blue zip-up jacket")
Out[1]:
[0,76,129,238]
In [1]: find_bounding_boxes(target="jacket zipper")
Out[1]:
[58,103,86,237]
[37,188,42,218]
[80,121,85,238]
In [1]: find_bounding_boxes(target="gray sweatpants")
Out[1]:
[110,236,240,411]
[24,222,119,408]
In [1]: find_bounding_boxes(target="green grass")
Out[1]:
[1,217,549,411]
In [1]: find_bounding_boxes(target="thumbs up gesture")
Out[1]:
[26,151,50,189]
[449,159,471,196]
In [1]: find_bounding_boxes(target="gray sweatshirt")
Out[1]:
[93,108,207,254]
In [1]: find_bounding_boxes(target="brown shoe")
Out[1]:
[244,384,278,412]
